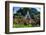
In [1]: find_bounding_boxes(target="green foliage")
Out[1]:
[13,7,40,28]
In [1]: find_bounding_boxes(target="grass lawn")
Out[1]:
[13,22,32,28]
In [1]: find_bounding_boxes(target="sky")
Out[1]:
[13,7,20,14]
[13,7,41,14]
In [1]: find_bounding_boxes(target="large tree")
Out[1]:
[13,7,40,26]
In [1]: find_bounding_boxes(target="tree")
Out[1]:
[13,7,40,26]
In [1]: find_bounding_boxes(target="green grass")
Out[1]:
[13,18,40,28]
[13,22,32,28]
